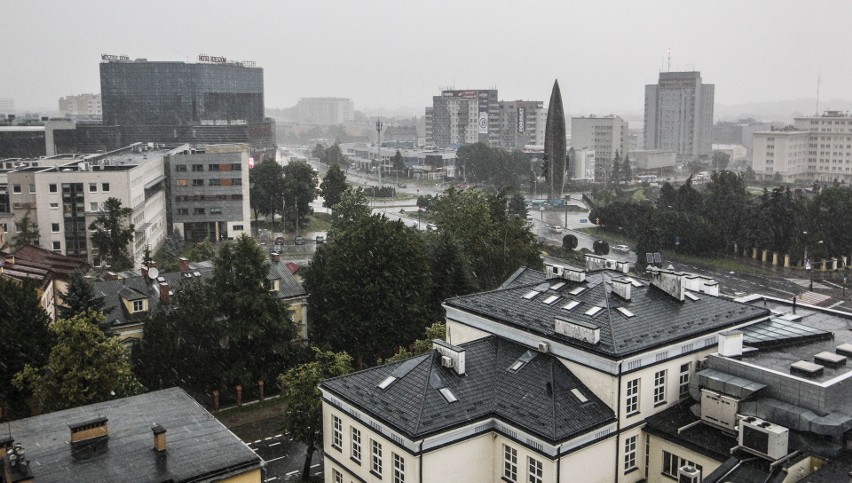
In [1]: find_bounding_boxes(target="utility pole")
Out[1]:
[376,119,383,190]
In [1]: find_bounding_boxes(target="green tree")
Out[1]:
[687,159,705,175]
[320,163,348,210]
[60,270,106,320]
[14,311,144,413]
[711,151,731,171]
[306,213,433,366]
[187,238,216,261]
[12,211,40,249]
[507,193,528,219]
[387,322,446,363]
[330,187,372,232]
[89,197,135,270]
[154,229,185,272]
[427,234,475,317]
[622,154,633,182]
[562,234,578,250]
[0,277,54,419]
[282,161,319,231]
[593,239,610,255]
[321,143,349,168]
[311,143,325,161]
[611,151,622,185]
[249,159,286,225]
[704,171,750,250]
[142,244,153,264]
[278,348,352,480]
[392,149,406,177]
[429,187,541,291]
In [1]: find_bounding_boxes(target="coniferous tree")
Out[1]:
[89,197,135,270]
[611,151,622,185]
[60,270,107,320]
[622,153,633,182]
[320,164,348,210]
[11,211,40,249]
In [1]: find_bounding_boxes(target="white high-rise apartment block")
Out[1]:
[571,115,629,181]
[753,111,852,183]
[644,71,714,160]
[493,100,547,149]
[296,97,354,126]
[58,93,102,116]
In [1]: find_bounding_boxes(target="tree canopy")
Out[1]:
[282,161,319,231]
[60,270,106,320]
[249,159,286,224]
[12,211,40,249]
[89,197,135,270]
[320,163,348,210]
[14,311,144,413]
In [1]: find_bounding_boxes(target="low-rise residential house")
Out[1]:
[0,244,87,320]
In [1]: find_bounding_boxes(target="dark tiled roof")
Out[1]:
[267,259,306,300]
[4,387,261,482]
[10,244,88,279]
[321,336,615,443]
[445,268,770,359]
[644,401,736,462]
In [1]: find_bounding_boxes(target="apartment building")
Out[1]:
[644,71,714,161]
[752,111,852,183]
[296,97,354,126]
[320,256,776,482]
[427,89,499,148]
[58,93,102,117]
[493,100,547,150]
[571,115,630,182]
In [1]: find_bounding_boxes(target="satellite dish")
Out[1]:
[148,267,159,280]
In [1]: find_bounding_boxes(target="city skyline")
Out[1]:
[2,0,852,117]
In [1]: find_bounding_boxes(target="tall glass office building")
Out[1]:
[100,59,265,126]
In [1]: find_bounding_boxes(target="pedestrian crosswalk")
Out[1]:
[794,291,833,306]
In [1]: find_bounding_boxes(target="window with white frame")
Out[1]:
[332,468,343,483]
[653,370,667,405]
[503,444,517,482]
[331,415,342,450]
[626,378,640,415]
[624,435,637,473]
[393,453,405,483]
[662,450,702,478]
[679,363,691,398]
[132,300,144,312]
[528,456,543,483]
[371,439,382,476]
[351,427,361,463]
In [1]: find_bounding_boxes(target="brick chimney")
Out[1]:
[141,266,149,280]
[152,424,167,452]
[105,271,119,281]
[270,252,281,263]
[179,257,190,273]
[3,443,33,483]
[159,282,170,304]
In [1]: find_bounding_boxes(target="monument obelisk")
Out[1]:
[543,80,566,201]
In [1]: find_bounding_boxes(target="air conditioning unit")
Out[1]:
[700,389,739,430]
[537,342,550,353]
[738,416,788,461]
[441,355,454,368]
[678,465,702,483]
[696,357,709,371]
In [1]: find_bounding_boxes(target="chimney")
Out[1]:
[270,252,281,263]
[433,339,466,375]
[647,267,686,301]
[3,443,34,483]
[611,278,631,301]
[159,282,170,304]
[717,330,743,358]
[141,266,149,280]
[105,271,119,281]
[70,417,108,443]
[179,257,189,273]
[152,424,167,452]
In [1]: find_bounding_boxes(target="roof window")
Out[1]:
[439,387,458,403]
[562,300,581,311]
[585,306,603,316]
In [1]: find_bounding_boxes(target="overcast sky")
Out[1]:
[2,0,851,117]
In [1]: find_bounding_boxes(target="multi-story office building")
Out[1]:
[295,97,354,126]
[644,71,715,160]
[571,115,629,181]
[492,100,547,150]
[4,143,169,266]
[568,147,595,181]
[428,89,499,148]
[58,93,102,117]
[628,149,677,172]
[48,55,276,160]
[164,143,251,242]
[752,111,852,183]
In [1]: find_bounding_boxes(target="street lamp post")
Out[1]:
[376,119,383,190]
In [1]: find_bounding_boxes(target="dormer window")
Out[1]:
[133,300,144,312]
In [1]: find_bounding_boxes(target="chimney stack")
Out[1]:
[152,424,167,452]
[179,257,190,273]
[611,278,632,300]
[105,271,119,281]
[718,330,743,358]
[270,252,281,263]
[141,266,149,280]
[159,282,170,304]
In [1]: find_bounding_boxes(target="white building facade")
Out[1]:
[644,71,714,161]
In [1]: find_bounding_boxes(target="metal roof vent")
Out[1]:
[836,343,852,358]
[814,351,846,368]
[790,360,824,378]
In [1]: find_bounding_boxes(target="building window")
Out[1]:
[624,435,637,473]
[101,183,110,192]
[528,456,543,483]
[231,163,242,171]
[662,451,702,478]
[233,178,242,185]
[49,183,58,193]
[192,164,204,172]
[233,224,244,231]
[209,179,221,186]
[371,439,382,476]
[29,184,35,193]
[175,164,187,172]
[50,202,59,209]
[331,415,342,450]
[679,363,691,399]
[210,207,222,215]
[12,184,21,194]
[51,223,60,233]
[177,208,189,215]
[653,370,666,405]
[332,469,343,483]
[503,444,517,482]
[193,207,205,215]
[52,241,61,251]
[626,378,640,415]
[176,179,189,186]
[393,453,405,483]
[90,202,99,212]
[132,300,144,312]
[351,427,361,463]
[192,179,204,187]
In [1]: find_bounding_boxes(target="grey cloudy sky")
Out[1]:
[2,0,850,116]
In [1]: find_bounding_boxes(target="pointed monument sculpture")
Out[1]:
[543,80,566,201]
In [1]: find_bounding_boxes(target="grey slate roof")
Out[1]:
[4,387,261,482]
[321,336,615,444]
[445,268,770,359]
[267,258,307,300]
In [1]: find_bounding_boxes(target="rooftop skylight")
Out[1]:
[570,388,589,403]
[377,376,397,390]
[616,307,636,318]
[585,306,603,316]
[523,290,539,300]
[550,281,566,290]
[569,286,586,295]
[439,387,458,403]
[542,295,560,305]
[562,300,581,311]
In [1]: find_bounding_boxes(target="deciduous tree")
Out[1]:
[320,164,348,209]
[282,161,318,231]
[12,211,40,249]
[249,159,286,224]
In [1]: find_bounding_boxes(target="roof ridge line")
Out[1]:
[550,359,557,439]
[413,351,436,434]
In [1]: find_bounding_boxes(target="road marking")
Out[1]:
[266,455,288,463]
[266,477,278,481]
[274,434,283,438]
[269,442,281,447]
[829,301,846,308]
[823,281,842,289]
[253,439,262,444]
[286,470,299,476]
[311,464,320,469]
[265,436,273,441]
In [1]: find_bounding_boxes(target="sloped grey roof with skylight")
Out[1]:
[444,267,770,359]
[320,336,615,444]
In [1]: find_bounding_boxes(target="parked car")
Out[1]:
[295,235,305,245]
[426,223,438,231]
[550,225,563,234]
[315,235,325,244]
[613,244,631,254]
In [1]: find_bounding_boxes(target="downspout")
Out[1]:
[418,440,423,482]
[614,360,623,483]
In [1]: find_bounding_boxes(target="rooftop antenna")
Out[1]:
[667,48,672,72]
[816,75,821,116]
